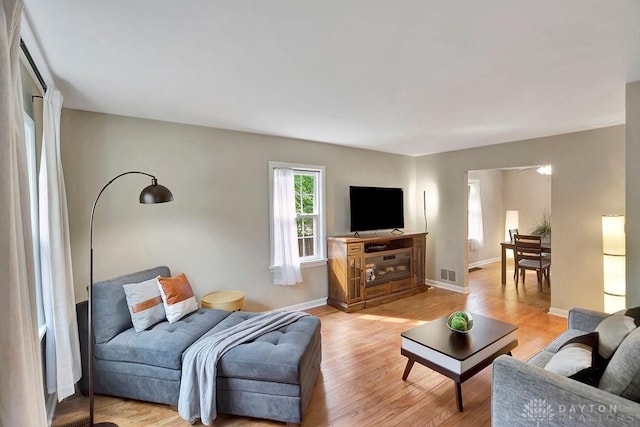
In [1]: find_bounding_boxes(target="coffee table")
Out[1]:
[400,313,517,412]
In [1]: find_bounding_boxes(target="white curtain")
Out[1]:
[0,0,48,425]
[271,168,302,285]
[39,89,81,400]
[468,180,484,250]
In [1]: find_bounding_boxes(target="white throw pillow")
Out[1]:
[544,332,599,383]
[545,344,593,377]
[123,276,166,332]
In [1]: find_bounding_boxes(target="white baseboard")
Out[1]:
[426,279,470,294]
[468,257,500,269]
[548,307,569,318]
[279,298,328,312]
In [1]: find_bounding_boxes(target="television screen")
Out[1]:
[349,186,404,232]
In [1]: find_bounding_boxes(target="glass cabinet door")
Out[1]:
[413,239,426,286]
[347,255,363,302]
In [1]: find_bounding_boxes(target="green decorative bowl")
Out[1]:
[447,311,474,334]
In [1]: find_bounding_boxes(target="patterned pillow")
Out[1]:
[122,276,166,332]
[545,332,599,384]
[157,273,198,323]
[595,307,640,359]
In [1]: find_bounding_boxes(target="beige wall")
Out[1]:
[503,168,552,235]
[627,81,640,308]
[417,125,625,311]
[60,106,630,313]
[61,109,416,311]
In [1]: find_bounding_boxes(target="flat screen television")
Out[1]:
[350,186,404,232]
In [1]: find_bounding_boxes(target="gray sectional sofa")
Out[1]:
[492,307,640,427]
[77,266,322,425]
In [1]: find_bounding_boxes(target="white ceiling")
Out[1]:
[22,0,640,156]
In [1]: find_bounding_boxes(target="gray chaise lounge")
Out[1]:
[77,266,322,425]
[492,307,640,427]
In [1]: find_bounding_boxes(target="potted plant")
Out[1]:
[531,209,551,238]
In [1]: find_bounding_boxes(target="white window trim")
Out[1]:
[268,161,327,269]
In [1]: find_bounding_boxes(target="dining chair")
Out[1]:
[513,234,551,291]
[508,228,519,279]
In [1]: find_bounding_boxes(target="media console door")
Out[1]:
[327,240,365,311]
[327,232,427,312]
[347,244,364,304]
[413,235,426,286]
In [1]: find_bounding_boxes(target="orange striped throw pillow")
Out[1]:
[157,273,198,323]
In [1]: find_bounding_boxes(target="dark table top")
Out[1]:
[401,313,518,361]
[501,241,551,251]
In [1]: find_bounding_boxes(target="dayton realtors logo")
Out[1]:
[522,399,554,425]
[522,399,640,425]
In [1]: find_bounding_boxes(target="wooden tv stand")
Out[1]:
[327,231,427,312]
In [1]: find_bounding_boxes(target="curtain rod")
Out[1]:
[20,38,47,93]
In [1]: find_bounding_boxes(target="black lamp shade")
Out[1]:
[139,180,174,204]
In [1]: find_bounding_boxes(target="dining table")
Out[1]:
[500,240,551,284]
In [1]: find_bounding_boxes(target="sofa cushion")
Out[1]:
[123,276,166,332]
[95,308,231,370]
[204,311,322,385]
[599,327,640,403]
[544,332,599,383]
[93,266,171,343]
[594,307,640,359]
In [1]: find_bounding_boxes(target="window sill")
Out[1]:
[269,258,327,273]
[301,258,327,268]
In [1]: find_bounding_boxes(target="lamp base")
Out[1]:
[94,423,119,427]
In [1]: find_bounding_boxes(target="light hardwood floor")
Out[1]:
[55,261,566,426]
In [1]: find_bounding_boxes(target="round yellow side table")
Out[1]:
[201,290,245,312]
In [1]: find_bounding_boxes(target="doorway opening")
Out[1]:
[466,166,552,307]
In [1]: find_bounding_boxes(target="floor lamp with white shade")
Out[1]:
[602,214,626,314]
[88,171,174,426]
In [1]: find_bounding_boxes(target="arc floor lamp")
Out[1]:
[88,171,174,426]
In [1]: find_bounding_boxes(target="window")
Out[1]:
[269,162,326,267]
[24,112,45,334]
[294,171,320,259]
[20,49,57,421]
[468,179,484,250]
[25,111,54,413]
